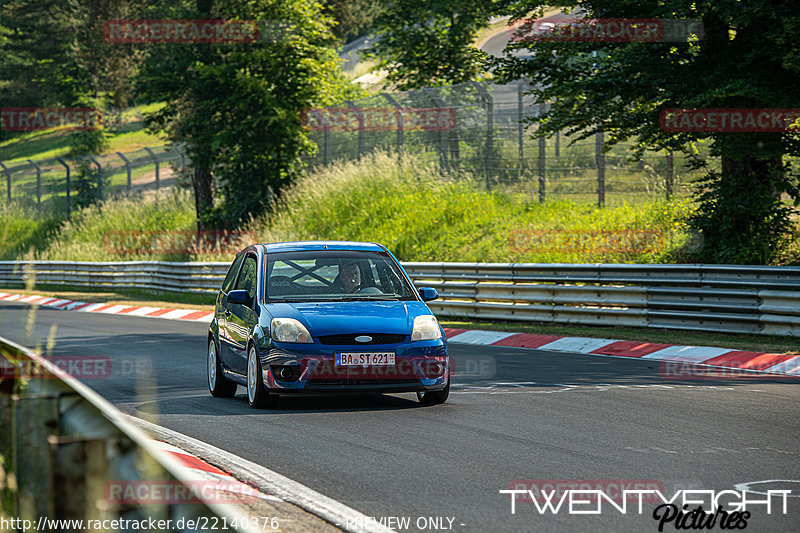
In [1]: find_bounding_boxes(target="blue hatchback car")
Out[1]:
[208,241,450,408]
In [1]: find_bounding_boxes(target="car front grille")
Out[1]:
[317,333,406,345]
[308,378,419,385]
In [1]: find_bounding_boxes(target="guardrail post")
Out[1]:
[117,152,132,190]
[144,147,160,191]
[596,131,606,207]
[88,155,103,211]
[14,393,60,519]
[665,149,674,201]
[382,93,403,162]
[50,437,110,525]
[27,159,41,209]
[0,379,12,458]
[0,161,10,203]
[55,157,71,219]
[345,100,365,158]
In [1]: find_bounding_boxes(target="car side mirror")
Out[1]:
[418,287,439,302]
[228,290,250,305]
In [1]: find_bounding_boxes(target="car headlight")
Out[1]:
[271,318,313,344]
[411,315,441,341]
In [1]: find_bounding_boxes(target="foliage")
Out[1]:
[0,204,62,260]
[28,190,198,261]
[496,0,800,263]
[255,151,699,263]
[371,0,495,89]
[323,0,384,43]
[140,0,359,229]
[68,95,111,209]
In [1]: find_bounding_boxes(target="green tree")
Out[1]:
[323,0,384,43]
[140,0,358,228]
[498,0,800,264]
[0,0,73,106]
[371,0,495,90]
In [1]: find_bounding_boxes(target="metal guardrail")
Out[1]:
[0,261,228,294]
[1,261,798,336]
[0,335,254,532]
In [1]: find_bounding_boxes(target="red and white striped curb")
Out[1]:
[0,292,213,323]
[151,439,281,503]
[443,328,800,377]
[3,291,796,377]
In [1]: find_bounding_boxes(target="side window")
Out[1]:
[235,255,258,301]
[221,254,244,293]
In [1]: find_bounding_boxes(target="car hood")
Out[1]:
[267,300,432,336]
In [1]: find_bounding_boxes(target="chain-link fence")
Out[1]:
[0,144,186,217]
[302,81,719,205]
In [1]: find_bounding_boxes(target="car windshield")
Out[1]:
[265,250,417,302]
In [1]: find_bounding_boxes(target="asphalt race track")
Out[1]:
[1,301,798,532]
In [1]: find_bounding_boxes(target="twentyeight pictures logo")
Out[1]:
[501,481,792,531]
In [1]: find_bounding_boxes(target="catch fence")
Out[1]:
[302,81,714,205]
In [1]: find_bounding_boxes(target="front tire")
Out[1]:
[247,346,278,409]
[208,339,237,398]
[417,371,450,405]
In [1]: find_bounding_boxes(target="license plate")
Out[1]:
[335,352,395,366]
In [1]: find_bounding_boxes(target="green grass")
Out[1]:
[0,204,63,260]
[25,190,198,262]
[255,151,697,263]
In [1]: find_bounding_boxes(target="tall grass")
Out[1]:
[34,190,197,261]
[0,204,63,260]
[252,151,697,263]
[3,151,705,263]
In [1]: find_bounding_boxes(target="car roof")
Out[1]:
[259,241,385,253]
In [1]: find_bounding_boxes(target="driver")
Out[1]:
[337,260,362,293]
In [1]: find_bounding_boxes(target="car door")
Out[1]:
[226,253,259,374]
[218,253,244,370]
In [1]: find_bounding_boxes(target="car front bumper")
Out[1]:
[261,341,449,394]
